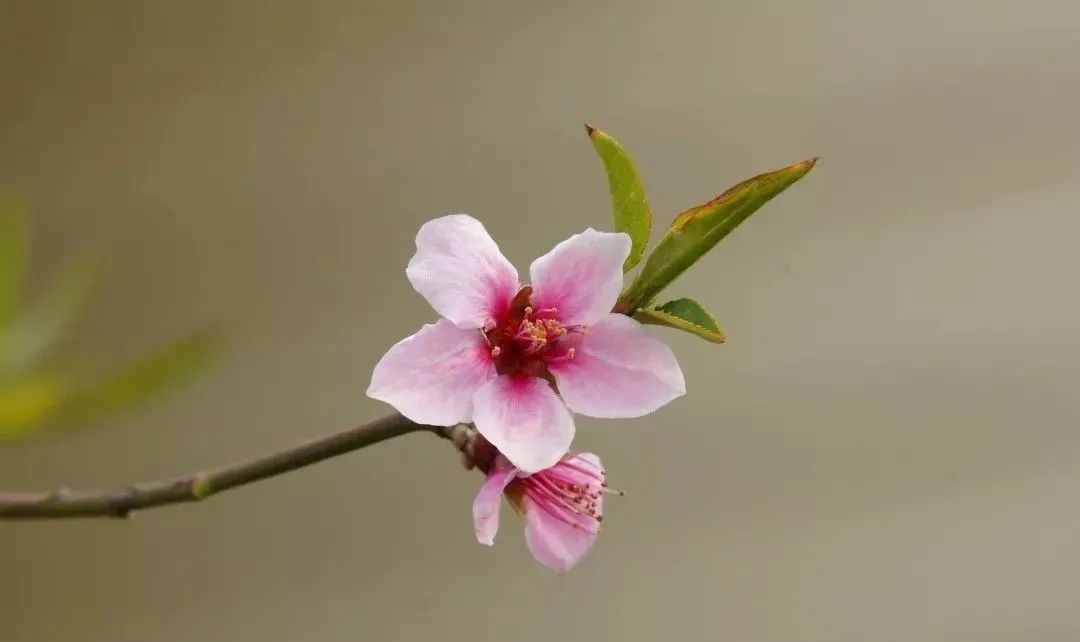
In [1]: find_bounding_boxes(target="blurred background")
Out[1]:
[2,1,1079,640]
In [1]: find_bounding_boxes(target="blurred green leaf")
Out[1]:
[0,192,28,327]
[0,374,64,437]
[585,124,652,272]
[50,328,222,423]
[0,194,222,441]
[635,297,725,343]
[0,260,97,380]
[619,157,817,312]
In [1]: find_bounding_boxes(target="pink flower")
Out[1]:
[367,214,685,472]
[472,452,612,572]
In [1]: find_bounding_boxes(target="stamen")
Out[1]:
[490,346,501,358]
[545,348,575,364]
[533,475,603,519]
[529,480,587,515]
[533,475,584,502]
[601,486,625,496]
[529,497,599,532]
[541,320,567,338]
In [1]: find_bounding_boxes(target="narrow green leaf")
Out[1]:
[585,124,652,272]
[0,192,28,327]
[0,260,96,379]
[635,297,726,343]
[49,328,222,423]
[620,157,817,312]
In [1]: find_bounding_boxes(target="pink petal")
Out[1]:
[522,452,605,572]
[529,229,631,327]
[556,452,605,491]
[472,461,519,546]
[548,313,685,418]
[406,214,519,329]
[471,375,575,474]
[522,494,599,573]
[367,319,496,425]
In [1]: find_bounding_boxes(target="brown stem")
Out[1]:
[0,413,470,520]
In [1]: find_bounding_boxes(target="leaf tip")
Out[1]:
[796,156,819,174]
[583,122,596,137]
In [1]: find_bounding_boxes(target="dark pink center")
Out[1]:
[485,286,584,379]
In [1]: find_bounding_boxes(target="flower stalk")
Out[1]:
[0,412,453,520]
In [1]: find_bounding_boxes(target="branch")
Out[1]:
[0,412,471,520]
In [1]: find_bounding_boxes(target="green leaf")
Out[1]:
[0,374,63,437]
[619,157,817,312]
[585,124,652,272]
[49,328,222,423]
[0,260,97,379]
[0,192,28,328]
[635,297,725,343]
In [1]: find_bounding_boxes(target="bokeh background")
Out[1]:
[2,1,1079,640]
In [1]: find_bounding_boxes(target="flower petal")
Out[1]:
[472,461,519,546]
[555,452,606,492]
[522,452,605,572]
[367,319,496,425]
[549,313,685,418]
[529,229,631,327]
[522,496,599,573]
[471,375,575,474]
[406,214,519,329]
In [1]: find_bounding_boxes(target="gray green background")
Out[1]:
[2,1,1079,640]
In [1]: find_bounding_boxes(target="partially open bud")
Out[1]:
[472,450,616,572]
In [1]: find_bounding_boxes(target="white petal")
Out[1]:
[472,462,518,546]
[549,313,685,418]
[471,375,575,474]
[367,319,496,425]
[523,495,600,573]
[406,214,519,329]
[529,229,630,327]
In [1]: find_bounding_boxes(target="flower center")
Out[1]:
[485,286,584,378]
